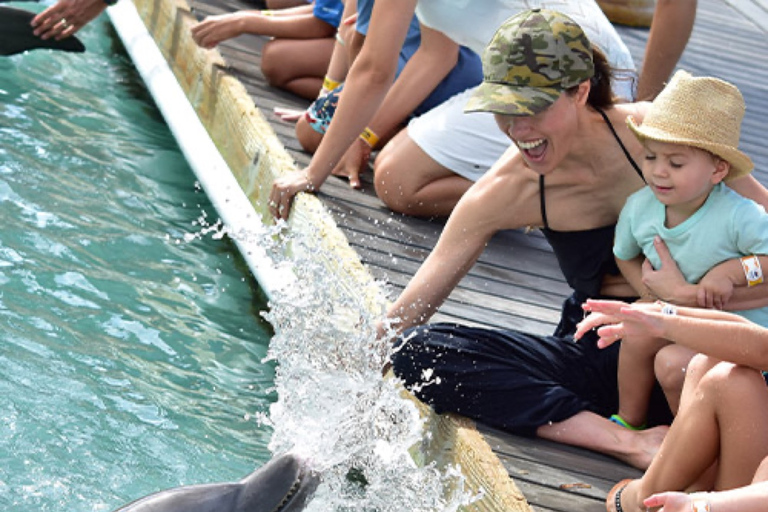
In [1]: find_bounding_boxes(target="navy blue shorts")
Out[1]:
[391,292,672,436]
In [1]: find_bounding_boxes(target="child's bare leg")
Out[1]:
[654,344,697,415]
[616,337,671,428]
[614,357,725,511]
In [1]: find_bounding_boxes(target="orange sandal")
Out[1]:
[606,479,633,512]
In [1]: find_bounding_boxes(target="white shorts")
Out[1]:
[407,75,636,182]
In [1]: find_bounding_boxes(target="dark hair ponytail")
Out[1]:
[565,45,617,109]
[586,46,615,109]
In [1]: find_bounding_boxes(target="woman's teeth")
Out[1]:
[517,138,545,150]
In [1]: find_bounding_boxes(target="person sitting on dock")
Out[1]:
[384,9,768,470]
[267,0,697,220]
[575,299,768,512]
[290,0,483,174]
[191,0,345,100]
[609,70,768,431]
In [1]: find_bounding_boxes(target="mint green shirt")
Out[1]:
[615,183,768,326]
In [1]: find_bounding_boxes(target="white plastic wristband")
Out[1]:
[741,255,764,287]
[691,497,710,512]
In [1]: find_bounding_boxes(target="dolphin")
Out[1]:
[0,6,85,56]
[113,453,320,512]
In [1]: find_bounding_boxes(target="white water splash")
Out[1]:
[185,214,474,511]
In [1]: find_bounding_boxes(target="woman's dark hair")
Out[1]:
[565,45,616,109]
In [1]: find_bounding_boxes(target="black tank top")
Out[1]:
[539,108,644,297]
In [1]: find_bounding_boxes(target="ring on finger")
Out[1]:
[61,17,69,28]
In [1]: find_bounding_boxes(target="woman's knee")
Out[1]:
[373,135,447,215]
[697,360,763,399]
[373,144,412,213]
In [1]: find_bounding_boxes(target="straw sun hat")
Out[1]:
[627,70,754,180]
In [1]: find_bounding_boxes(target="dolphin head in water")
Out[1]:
[114,453,320,512]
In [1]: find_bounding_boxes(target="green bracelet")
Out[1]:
[103,0,118,6]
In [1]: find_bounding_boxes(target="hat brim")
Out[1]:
[627,117,754,181]
[464,81,561,116]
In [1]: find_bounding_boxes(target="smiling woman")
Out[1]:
[387,8,768,470]
[0,14,275,512]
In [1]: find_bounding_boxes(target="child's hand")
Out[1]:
[697,271,735,310]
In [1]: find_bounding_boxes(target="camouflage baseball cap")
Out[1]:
[464,9,594,116]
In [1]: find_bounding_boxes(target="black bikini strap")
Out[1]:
[539,107,645,229]
[595,107,644,181]
[539,174,549,229]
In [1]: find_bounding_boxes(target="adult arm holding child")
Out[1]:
[642,235,768,310]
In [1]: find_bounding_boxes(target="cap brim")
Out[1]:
[464,81,561,116]
[627,117,754,180]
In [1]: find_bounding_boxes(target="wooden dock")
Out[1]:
[131,0,768,510]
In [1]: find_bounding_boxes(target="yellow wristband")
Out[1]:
[359,127,379,148]
[322,76,340,92]
[741,255,764,287]
[261,9,273,16]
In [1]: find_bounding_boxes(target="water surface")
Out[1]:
[0,10,275,511]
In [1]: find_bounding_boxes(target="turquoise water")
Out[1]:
[0,10,275,511]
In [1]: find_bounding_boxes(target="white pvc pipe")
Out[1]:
[107,1,293,300]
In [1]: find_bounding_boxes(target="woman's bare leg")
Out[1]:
[616,356,768,511]
[536,411,668,470]
[261,38,335,100]
[373,130,472,218]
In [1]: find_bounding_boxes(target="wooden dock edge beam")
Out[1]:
[125,0,530,509]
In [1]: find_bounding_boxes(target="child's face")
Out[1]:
[641,139,730,216]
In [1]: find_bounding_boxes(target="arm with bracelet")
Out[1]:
[269,0,419,220]
[330,22,462,190]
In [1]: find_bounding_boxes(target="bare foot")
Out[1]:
[619,425,669,470]
[273,107,304,123]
